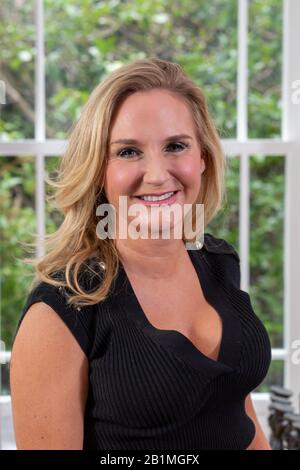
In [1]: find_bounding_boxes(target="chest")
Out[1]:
[89,259,272,433]
[126,270,223,362]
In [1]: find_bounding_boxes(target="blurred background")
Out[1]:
[1,0,300,450]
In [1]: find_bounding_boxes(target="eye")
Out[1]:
[166,142,189,152]
[117,147,141,159]
[115,141,189,159]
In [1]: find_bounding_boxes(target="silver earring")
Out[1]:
[99,261,106,271]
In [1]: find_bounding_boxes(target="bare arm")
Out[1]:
[10,302,89,449]
[245,393,272,450]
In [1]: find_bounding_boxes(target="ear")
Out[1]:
[200,156,206,173]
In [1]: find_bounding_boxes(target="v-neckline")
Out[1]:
[112,246,242,374]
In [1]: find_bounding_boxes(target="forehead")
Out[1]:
[109,89,196,140]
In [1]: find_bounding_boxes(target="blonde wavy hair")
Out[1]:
[24,57,226,307]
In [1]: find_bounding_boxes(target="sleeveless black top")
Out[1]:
[14,233,272,450]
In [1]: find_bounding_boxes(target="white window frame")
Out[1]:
[1,0,300,425]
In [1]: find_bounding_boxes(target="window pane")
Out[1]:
[45,0,238,138]
[0,1,35,140]
[45,156,63,233]
[207,155,240,247]
[0,156,36,367]
[248,0,283,138]
[254,360,284,393]
[249,155,285,348]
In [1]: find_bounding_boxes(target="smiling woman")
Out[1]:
[10,57,272,450]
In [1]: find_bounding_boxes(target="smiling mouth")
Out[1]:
[133,190,179,201]
[132,190,180,205]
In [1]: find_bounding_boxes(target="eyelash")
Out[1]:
[116,142,190,159]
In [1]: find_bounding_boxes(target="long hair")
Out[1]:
[23,57,226,307]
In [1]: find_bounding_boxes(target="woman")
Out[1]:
[10,58,272,450]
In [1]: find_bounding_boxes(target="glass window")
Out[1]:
[44,0,238,138]
[248,0,283,138]
[249,155,285,348]
[0,1,35,140]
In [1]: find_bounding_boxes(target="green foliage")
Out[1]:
[0,157,36,350]
[249,155,284,347]
[248,0,282,138]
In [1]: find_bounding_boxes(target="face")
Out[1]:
[104,89,206,239]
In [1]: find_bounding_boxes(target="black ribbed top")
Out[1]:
[14,233,272,450]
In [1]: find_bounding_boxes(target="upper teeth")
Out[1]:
[140,191,174,201]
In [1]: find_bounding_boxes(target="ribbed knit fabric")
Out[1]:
[14,233,272,450]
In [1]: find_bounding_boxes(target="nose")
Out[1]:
[142,151,171,186]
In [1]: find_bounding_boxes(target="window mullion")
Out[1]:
[34,0,46,259]
[237,0,248,142]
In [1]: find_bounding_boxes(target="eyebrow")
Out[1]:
[110,134,193,145]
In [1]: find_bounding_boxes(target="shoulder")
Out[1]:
[202,232,240,262]
[14,279,96,359]
[200,232,241,289]
[12,299,87,360]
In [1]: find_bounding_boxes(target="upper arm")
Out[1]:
[10,301,89,449]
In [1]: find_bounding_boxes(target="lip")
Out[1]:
[132,190,180,206]
[133,190,179,197]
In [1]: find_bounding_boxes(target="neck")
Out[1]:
[116,237,188,280]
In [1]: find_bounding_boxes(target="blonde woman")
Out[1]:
[10,58,272,450]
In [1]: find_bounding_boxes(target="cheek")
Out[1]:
[105,162,137,200]
[177,154,202,189]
